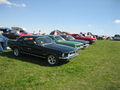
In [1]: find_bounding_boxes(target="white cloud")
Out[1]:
[0,0,26,7]
[113,19,120,24]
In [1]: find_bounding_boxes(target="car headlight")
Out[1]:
[62,53,64,57]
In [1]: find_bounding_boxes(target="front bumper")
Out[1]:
[84,44,89,47]
[59,53,78,59]
[77,45,84,49]
[91,40,96,43]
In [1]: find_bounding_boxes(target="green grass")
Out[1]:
[0,40,120,90]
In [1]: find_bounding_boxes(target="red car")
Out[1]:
[68,34,96,44]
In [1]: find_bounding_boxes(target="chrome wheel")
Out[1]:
[47,55,57,65]
[13,48,19,56]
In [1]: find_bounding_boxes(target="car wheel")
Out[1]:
[13,48,20,56]
[47,55,59,65]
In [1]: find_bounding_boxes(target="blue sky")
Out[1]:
[0,0,120,35]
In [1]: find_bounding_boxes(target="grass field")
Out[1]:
[0,40,120,90]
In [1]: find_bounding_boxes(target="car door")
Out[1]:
[17,37,25,51]
[22,39,37,54]
[17,37,35,54]
[23,37,45,57]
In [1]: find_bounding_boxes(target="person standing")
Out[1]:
[0,31,8,52]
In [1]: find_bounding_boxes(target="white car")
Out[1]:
[113,34,120,41]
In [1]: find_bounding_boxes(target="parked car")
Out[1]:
[68,34,96,44]
[112,34,120,41]
[60,35,89,48]
[1,27,31,39]
[48,35,84,49]
[8,35,78,65]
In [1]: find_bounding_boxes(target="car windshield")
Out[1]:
[54,36,65,41]
[79,34,84,36]
[72,34,80,37]
[20,30,28,34]
[66,35,75,40]
[35,37,53,45]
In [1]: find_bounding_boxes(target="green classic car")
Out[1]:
[48,35,84,49]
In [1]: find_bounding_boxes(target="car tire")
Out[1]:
[13,48,20,56]
[47,55,59,66]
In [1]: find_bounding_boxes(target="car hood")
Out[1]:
[80,36,96,40]
[44,43,76,53]
[69,39,90,44]
[56,40,83,47]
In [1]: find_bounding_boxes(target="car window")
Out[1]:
[49,36,55,40]
[23,37,36,45]
[61,35,65,38]
[35,37,53,45]
[10,30,17,34]
[19,30,28,34]
[54,36,65,41]
[24,37,34,40]
[66,35,75,40]
[72,34,77,37]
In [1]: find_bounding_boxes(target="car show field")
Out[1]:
[0,40,120,90]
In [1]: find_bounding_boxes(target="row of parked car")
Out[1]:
[7,32,96,65]
[0,27,97,65]
[1,27,119,65]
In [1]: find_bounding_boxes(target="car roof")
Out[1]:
[21,35,45,38]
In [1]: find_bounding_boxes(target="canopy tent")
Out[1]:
[50,30,62,35]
